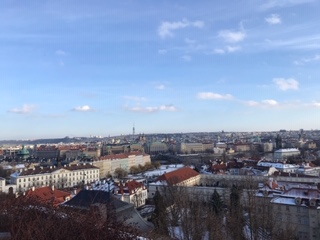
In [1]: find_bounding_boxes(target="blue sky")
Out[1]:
[1,0,320,140]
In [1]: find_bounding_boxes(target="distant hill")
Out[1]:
[0,136,104,145]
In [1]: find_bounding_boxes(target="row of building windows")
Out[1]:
[19,174,99,183]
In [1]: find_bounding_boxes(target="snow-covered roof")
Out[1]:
[274,148,300,153]
[271,197,296,205]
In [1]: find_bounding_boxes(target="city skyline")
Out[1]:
[1,0,320,140]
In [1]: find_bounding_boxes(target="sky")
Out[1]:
[1,0,320,140]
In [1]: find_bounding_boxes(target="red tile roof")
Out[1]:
[156,167,199,185]
[25,186,72,206]
[117,180,145,195]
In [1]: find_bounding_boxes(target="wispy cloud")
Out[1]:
[197,92,234,100]
[294,54,320,65]
[158,49,167,54]
[124,96,147,101]
[312,101,320,107]
[8,104,36,114]
[126,104,177,113]
[218,30,246,43]
[245,99,279,107]
[265,14,282,24]
[265,34,320,50]
[73,105,94,112]
[155,84,166,90]
[262,99,279,106]
[158,19,204,39]
[260,0,314,10]
[273,78,299,91]
[214,46,241,54]
[214,48,225,54]
[182,55,192,62]
[55,50,66,56]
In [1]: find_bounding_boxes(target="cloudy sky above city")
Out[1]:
[1,0,320,139]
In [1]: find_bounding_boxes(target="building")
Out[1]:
[0,177,16,194]
[179,143,204,154]
[35,145,59,159]
[274,148,300,160]
[148,167,200,198]
[93,152,151,178]
[234,143,251,152]
[101,144,130,155]
[11,163,100,193]
[270,187,320,239]
[257,160,298,173]
[25,185,72,206]
[148,142,168,154]
[114,180,148,208]
[63,190,154,232]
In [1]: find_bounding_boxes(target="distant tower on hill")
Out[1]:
[132,123,135,138]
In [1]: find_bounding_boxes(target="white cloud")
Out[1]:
[126,104,177,113]
[265,34,320,50]
[73,105,93,112]
[158,49,167,54]
[294,54,320,65]
[218,30,246,43]
[55,50,66,56]
[246,101,260,107]
[158,19,204,39]
[8,104,35,114]
[226,46,241,53]
[262,99,278,106]
[312,101,320,107]
[159,105,177,111]
[185,38,196,44]
[214,48,225,54]
[124,96,147,101]
[213,46,241,55]
[245,99,279,107]
[197,92,233,100]
[265,14,282,24]
[260,0,314,10]
[273,78,299,91]
[182,55,192,62]
[155,84,165,90]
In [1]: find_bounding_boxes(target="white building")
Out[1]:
[0,177,16,194]
[11,163,100,193]
[257,161,299,173]
[274,148,300,160]
[115,180,148,208]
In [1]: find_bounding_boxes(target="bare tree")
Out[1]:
[0,194,141,240]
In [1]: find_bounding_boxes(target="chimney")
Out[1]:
[51,185,55,191]
[32,186,35,191]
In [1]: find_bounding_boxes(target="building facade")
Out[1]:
[11,163,100,193]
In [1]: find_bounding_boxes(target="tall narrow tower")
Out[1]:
[132,123,135,137]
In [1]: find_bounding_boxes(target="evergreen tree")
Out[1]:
[211,189,224,215]
[230,184,241,212]
[151,189,169,236]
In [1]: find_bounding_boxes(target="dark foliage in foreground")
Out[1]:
[0,194,140,240]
